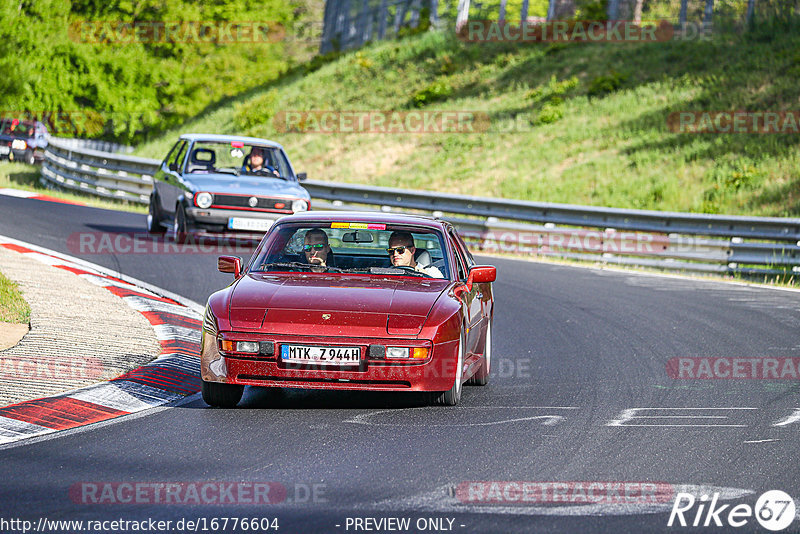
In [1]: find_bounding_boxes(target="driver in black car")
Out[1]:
[243,146,280,177]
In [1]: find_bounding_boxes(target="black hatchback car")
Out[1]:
[0,118,48,165]
[147,134,311,241]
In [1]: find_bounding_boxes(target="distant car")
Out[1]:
[147,134,311,241]
[200,211,496,408]
[0,118,48,165]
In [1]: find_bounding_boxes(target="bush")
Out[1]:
[587,70,628,98]
[233,89,280,131]
[411,79,453,107]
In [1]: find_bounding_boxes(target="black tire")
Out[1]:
[202,380,244,408]
[24,150,35,165]
[467,320,491,386]
[171,203,189,244]
[431,336,464,406]
[146,194,166,234]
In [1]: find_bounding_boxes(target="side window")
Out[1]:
[454,232,475,268]
[450,236,467,281]
[165,141,187,171]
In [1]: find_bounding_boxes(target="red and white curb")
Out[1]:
[0,187,86,206]
[0,236,203,445]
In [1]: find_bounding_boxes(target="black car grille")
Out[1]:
[211,194,291,211]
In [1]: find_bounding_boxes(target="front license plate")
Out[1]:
[281,345,361,366]
[228,217,274,231]
[0,146,9,155]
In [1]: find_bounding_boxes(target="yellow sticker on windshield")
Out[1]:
[331,223,386,230]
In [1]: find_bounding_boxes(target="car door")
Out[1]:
[450,232,482,365]
[156,140,188,219]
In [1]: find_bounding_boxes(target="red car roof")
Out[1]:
[275,211,449,231]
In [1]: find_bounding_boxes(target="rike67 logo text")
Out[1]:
[668,490,795,531]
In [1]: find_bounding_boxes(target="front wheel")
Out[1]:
[171,203,189,244]
[24,150,35,165]
[431,336,464,406]
[202,380,244,408]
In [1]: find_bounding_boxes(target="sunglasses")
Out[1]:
[386,246,411,255]
[303,243,326,251]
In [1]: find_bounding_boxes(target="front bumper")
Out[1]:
[187,207,288,226]
[201,331,459,392]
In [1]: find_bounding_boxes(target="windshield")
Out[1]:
[185,140,293,179]
[250,223,451,279]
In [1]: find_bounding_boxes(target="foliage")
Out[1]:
[0,0,307,143]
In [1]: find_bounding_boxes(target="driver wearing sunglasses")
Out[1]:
[303,228,333,271]
[387,231,443,278]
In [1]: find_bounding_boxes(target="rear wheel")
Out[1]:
[431,336,464,406]
[467,320,491,386]
[146,194,165,234]
[202,380,244,408]
[171,203,189,243]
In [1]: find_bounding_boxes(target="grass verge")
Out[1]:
[0,271,30,324]
[0,162,146,214]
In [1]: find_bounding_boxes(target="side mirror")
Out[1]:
[218,256,242,278]
[467,265,497,287]
[296,172,307,181]
[168,162,177,172]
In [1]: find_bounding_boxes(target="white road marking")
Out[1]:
[608,408,757,428]
[345,407,577,427]
[773,408,800,427]
[362,484,756,517]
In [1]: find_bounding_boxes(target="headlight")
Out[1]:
[292,199,309,213]
[195,192,213,209]
[11,140,26,150]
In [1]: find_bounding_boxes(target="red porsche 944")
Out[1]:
[201,212,496,407]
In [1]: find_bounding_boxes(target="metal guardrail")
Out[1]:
[40,137,800,275]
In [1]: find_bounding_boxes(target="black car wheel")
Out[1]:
[24,150,35,165]
[202,380,244,408]
[171,203,189,244]
[146,194,166,234]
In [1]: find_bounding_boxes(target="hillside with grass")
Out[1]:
[132,21,799,217]
[0,0,319,143]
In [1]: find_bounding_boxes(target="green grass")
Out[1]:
[0,271,30,324]
[135,22,800,217]
[0,162,146,213]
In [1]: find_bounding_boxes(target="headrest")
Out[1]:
[191,148,216,165]
[415,249,432,267]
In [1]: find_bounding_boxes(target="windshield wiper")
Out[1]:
[368,266,427,277]
[215,169,240,176]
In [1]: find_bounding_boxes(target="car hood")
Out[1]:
[186,175,309,198]
[228,273,449,336]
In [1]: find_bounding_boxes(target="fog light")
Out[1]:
[386,347,409,359]
[236,341,260,353]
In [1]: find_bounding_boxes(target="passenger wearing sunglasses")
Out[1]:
[387,231,443,278]
[303,228,334,271]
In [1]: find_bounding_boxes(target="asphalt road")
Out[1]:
[1,195,799,534]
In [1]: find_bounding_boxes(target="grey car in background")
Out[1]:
[147,133,310,241]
